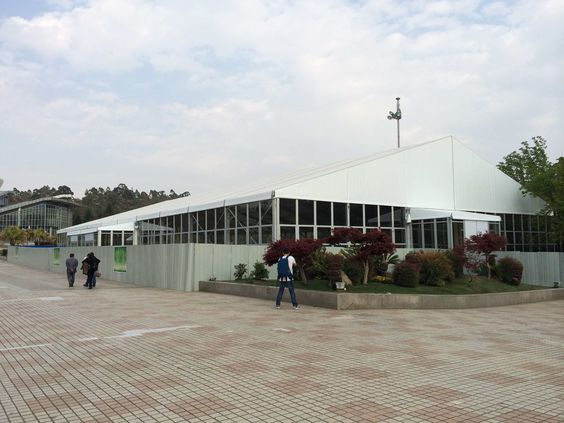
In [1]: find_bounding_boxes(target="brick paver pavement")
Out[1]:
[1,260,563,423]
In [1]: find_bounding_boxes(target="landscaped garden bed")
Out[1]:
[229,276,547,295]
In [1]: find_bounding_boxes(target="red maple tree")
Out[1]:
[327,228,396,284]
[263,238,322,283]
[464,232,507,279]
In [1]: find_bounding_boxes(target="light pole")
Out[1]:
[387,97,402,148]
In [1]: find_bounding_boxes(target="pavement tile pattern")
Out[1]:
[0,260,563,422]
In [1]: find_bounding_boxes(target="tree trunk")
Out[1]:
[486,255,491,279]
[298,263,308,284]
[362,261,369,285]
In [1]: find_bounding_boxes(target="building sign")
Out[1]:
[114,246,127,272]
[53,248,60,265]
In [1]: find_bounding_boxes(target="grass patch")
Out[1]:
[232,276,546,295]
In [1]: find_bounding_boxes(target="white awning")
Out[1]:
[410,208,501,222]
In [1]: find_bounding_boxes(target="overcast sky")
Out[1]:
[0,0,562,197]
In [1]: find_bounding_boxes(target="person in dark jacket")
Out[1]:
[82,252,100,289]
[65,253,79,287]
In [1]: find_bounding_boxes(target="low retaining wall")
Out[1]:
[199,281,564,310]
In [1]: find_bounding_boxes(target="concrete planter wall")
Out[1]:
[199,281,564,310]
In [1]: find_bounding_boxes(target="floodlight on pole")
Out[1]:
[387,97,402,148]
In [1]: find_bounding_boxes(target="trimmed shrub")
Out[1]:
[405,251,424,273]
[392,262,419,288]
[496,257,524,285]
[306,248,328,280]
[249,262,269,280]
[444,245,465,278]
[419,252,454,286]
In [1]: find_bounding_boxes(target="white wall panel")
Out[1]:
[278,137,456,209]
[452,141,544,213]
[7,246,562,288]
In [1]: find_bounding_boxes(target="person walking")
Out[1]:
[275,249,299,309]
[82,252,100,289]
[65,253,79,287]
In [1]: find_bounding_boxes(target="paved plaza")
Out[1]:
[0,261,563,423]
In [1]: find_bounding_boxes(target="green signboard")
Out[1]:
[114,246,127,272]
[53,248,60,265]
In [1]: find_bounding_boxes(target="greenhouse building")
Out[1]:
[57,137,560,252]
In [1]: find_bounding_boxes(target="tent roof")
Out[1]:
[58,136,543,234]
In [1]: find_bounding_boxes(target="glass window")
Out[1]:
[207,231,215,244]
[216,230,224,244]
[393,207,405,227]
[261,226,272,244]
[316,201,331,226]
[174,234,181,244]
[298,200,314,225]
[380,206,392,227]
[350,203,363,227]
[488,223,500,234]
[424,223,435,248]
[112,232,122,246]
[237,228,247,244]
[249,227,259,244]
[261,201,272,225]
[280,199,296,224]
[181,233,188,243]
[227,230,236,244]
[333,202,347,226]
[299,226,314,239]
[530,215,539,231]
[101,231,111,246]
[248,202,259,226]
[365,205,378,227]
[412,223,422,248]
[216,208,225,229]
[124,232,133,245]
[174,214,182,232]
[280,226,296,240]
[197,232,205,243]
[317,227,331,240]
[539,215,547,232]
[197,211,206,231]
[504,214,514,231]
[523,215,531,232]
[207,209,216,230]
[181,214,188,233]
[237,204,247,227]
[437,222,448,249]
[514,214,522,231]
[394,228,405,245]
[190,214,197,232]
[227,206,236,228]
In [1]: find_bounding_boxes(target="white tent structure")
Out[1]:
[58,137,557,252]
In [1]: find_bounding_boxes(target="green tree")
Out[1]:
[0,226,27,245]
[498,136,564,243]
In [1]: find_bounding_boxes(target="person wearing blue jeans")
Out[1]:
[275,250,299,309]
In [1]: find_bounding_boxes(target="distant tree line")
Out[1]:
[4,183,190,225]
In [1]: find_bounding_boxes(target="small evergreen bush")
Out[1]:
[444,246,465,278]
[392,262,419,287]
[496,257,524,285]
[249,262,269,280]
[405,251,424,273]
[233,263,248,280]
[419,252,454,286]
